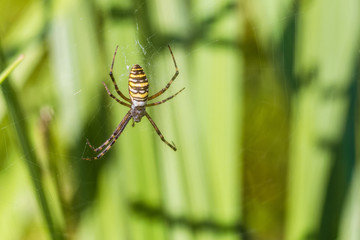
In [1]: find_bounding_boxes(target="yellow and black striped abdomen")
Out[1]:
[128,64,149,106]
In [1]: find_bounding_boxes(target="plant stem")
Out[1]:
[0,45,63,240]
[0,54,24,84]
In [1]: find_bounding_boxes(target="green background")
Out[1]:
[0,0,359,239]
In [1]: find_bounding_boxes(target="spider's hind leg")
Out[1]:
[148,45,179,100]
[109,45,131,103]
[146,87,185,107]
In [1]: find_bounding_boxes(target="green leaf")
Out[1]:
[0,54,24,84]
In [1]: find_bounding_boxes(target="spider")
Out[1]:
[82,45,184,160]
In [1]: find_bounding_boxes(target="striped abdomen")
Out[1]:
[128,64,149,106]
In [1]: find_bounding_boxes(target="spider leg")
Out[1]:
[148,45,179,100]
[146,87,185,107]
[109,45,131,103]
[86,123,121,153]
[83,110,132,160]
[103,82,131,108]
[145,111,177,151]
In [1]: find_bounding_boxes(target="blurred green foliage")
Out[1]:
[0,0,359,240]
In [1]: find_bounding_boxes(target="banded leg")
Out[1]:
[86,121,122,153]
[103,82,131,108]
[109,45,131,103]
[145,112,177,151]
[147,87,185,107]
[83,110,132,160]
[148,45,179,100]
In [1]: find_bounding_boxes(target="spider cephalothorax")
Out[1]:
[83,45,184,160]
[131,105,146,122]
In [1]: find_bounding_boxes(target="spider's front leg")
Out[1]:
[83,110,132,160]
[145,111,177,151]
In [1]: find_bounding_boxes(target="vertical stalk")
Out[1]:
[0,44,63,240]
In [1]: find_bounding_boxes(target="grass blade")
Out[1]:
[0,54,24,84]
[0,46,63,240]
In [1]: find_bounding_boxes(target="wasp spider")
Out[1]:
[83,45,184,160]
